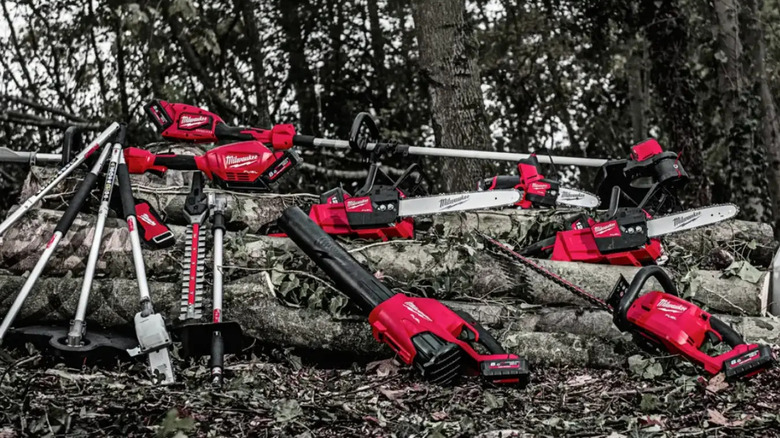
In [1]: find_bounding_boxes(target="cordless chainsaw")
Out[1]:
[484,235,775,380]
[278,206,530,386]
[478,154,600,209]
[518,186,738,266]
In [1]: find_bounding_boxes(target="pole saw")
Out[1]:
[482,234,775,380]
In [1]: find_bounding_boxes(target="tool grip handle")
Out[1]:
[277,206,395,313]
[210,331,225,385]
[117,156,136,219]
[54,172,99,235]
[293,134,316,148]
[615,265,677,329]
[153,154,198,171]
[454,310,505,354]
[709,316,745,348]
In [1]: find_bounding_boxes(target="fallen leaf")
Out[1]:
[366,358,399,376]
[706,409,746,427]
[706,373,729,394]
[380,388,406,401]
[565,374,595,387]
[274,399,303,423]
[431,411,448,421]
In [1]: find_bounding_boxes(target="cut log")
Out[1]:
[18,164,778,267]
[0,275,776,368]
[19,164,317,231]
[0,209,769,315]
[420,210,778,267]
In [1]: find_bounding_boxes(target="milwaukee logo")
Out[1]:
[593,223,616,235]
[530,182,549,191]
[673,211,701,229]
[439,194,469,209]
[657,298,687,313]
[225,154,258,167]
[139,213,157,226]
[179,114,210,128]
[559,192,584,200]
[347,199,370,208]
[403,302,432,322]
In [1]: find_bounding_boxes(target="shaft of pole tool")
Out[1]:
[0,144,113,343]
[0,123,120,236]
[117,142,176,384]
[0,148,63,164]
[209,194,227,386]
[296,137,609,167]
[67,144,122,347]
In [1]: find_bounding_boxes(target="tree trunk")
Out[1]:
[1,275,777,368]
[236,0,271,127]
[744,0,780,237]
[366,0,388,111]
[0,210,771,316]
[277,0,321,136]
[628,35,647,144]
[411,0,495,192]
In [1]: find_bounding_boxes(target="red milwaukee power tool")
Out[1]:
[484,235,775,380]
[594,138,688,216]
[123,142,300,191]
[277,206,529,385]
[517,186,738,266]
[478,154,600,209]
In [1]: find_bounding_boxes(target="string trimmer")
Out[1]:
[483,234,775,380]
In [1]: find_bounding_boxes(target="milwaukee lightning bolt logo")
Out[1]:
[673,211,701,229]
[225,154,259,168]
[346,198,371,209]
[403,302,433,322]
[593,223,616,235]
[138,213,157,226]
[656,298,688,313]
[178,114,210,129]
[439,194,470,210]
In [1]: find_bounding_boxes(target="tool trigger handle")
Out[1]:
[614,266,678,330]
[708,316,745,348]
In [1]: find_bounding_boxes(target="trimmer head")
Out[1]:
[5,325,137,364]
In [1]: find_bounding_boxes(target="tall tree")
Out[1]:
[411,0,494,192]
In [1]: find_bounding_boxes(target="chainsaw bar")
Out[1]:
[556,188,600,208]
[397,189,520,217]
[181,174,209,321]
[480,232,611,311]
[646,204,739,238]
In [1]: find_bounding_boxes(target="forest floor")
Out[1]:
[0,345,779,438]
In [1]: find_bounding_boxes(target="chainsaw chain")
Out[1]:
[645,203,740,239]
[479,232,610,311]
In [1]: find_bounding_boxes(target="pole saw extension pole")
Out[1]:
[0,143,113,342]
[0,123,121,236]
[144,100,609,168]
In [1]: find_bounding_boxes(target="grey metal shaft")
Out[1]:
[0,148,62,164]
[213,227,223,322]
[68,145,122,343]
[770,247,780,316]
[0,123,120,236]
[120,153,152,305]
[309,138,609,167]
[0,232,63,341]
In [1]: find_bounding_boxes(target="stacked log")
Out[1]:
[1,161,777,369]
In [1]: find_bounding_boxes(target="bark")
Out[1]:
[0,211,770,315]
[744,0,780,237]
[411,0,495,192]
[277,0,321,136]
[0,275,776,367]
[628,36,647,144]
[714,0,742,133]
[236,0,271,127]
[366,0,388,111]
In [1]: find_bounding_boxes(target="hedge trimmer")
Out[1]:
[483,234,775,380]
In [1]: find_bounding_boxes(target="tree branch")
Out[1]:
[1,95,88,123]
